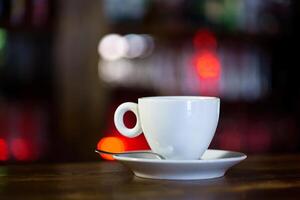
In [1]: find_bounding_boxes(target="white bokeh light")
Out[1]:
[124,34,146,58]
[98,59,134,83]
[98,34,129,61]
[140,34,154,58]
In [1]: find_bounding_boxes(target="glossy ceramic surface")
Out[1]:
[114,96,220,160]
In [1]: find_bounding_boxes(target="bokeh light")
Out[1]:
[193,51,221,79]
[193,29,217,50]
[0,139,9,161]
[11,138,31,161]
[98,59,134,83]
[98,33,154,61]
[0,28,7,50]
[124,34,146,58]
[140,34,154,58]
[97,137,125,160]
[98,34,129,61]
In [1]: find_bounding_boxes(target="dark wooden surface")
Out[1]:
[1,155,300,200]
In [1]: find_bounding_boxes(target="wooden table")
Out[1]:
[1,155,300,199]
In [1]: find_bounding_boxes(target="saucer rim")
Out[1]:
[113,149,247,163]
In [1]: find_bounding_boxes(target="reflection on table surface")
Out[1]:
[1,154,300,199]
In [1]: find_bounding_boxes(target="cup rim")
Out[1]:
[138,96,220,101]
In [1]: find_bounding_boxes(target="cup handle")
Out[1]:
[114,102,143,138]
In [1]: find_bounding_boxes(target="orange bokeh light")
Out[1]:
[97,137,125,160]
[194,51,221,79]
[0,138,9,161]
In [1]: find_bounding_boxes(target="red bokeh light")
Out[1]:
[11,138,32,161]
[97,137,125,160]
[193,51,221,79]
[0,138,9,161]
[103,103,150,151]
[193,29,217,50]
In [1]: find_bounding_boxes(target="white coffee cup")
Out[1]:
[114,96,220,160]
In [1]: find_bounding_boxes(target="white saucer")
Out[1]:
[113,149,246,180]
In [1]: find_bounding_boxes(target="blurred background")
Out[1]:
[0,0,299,163]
